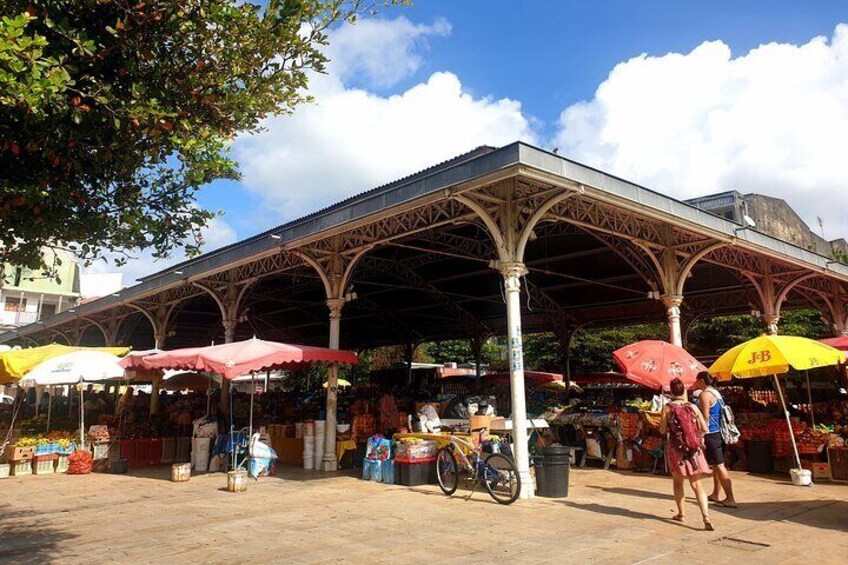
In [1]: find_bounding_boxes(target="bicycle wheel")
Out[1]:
[436,447,459,496]
[482,452,521,505]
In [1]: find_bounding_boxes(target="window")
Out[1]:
[4,297,24,312]
[40,303,57,318]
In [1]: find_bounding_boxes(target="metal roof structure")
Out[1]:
[4,141,847,350]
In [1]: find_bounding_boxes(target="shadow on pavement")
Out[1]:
[0,505,77,562]
[582,484,848,533]
[116,463,351,483]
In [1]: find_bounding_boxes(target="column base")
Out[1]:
[321,457,338,472]
[518,470,535,500]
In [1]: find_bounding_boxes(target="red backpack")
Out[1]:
[667,404,702,470]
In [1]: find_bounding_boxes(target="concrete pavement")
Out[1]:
[1,465,846,564]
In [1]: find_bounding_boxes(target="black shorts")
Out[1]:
[704,432,725,466]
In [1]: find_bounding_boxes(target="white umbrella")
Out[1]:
[20,351,126,450]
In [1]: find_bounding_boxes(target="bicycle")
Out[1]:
[435,427,521,505]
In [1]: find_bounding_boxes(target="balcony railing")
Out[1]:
[0,311,39,327]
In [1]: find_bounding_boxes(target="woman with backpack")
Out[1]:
[659,377,713,531]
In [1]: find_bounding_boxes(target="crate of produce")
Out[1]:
[33,454,58,475]
[394,439,436,461]
[11,460,32,476]
[55,455,70,474]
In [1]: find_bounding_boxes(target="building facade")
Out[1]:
[0,249,81,330]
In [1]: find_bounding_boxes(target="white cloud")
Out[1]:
[325,16,451,89]
[84,216,238,284]
[236,67,536,220]
[555,24,848,240]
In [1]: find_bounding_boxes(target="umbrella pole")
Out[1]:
[46,386,52,433]
[206,376,211,417]
[805,371,815,428]
[249,372,255,440]
[773,374,802,470]
[79,381,86,451]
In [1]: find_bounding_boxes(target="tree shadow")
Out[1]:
[0,505,78,562]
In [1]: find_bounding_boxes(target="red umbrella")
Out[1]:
[613,340,706,391]
[162,371,215,391]
[821,336,848,351]
[140,338,357,379]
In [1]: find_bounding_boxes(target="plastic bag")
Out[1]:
[418,404,441,433]
[366,435,392,460]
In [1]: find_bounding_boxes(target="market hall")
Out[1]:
[2,141,848,498]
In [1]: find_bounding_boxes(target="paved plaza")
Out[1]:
[1,465,846,564]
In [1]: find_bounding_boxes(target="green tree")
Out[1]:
[421,339,501,367]
[0,0,403,269]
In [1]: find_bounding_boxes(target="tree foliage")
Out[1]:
[0,0,403,269]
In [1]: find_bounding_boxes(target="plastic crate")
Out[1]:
[396,457,436,487]
[150,438,163,465]
[135,438,152,467]
[161,437,176,463]
[120,439,137,466]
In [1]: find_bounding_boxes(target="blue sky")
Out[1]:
[104,1,848,281]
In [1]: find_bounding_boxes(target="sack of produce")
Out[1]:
[67,450,93,475]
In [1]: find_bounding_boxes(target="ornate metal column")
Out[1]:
[298,245,367,472]
[661,295,684,347]
[453,180,577,499]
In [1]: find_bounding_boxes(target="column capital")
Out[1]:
[762,314,780,335]
[660,294,684,310]
[326,298,346,320]
[492,260,528,280]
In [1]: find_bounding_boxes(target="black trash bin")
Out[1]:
[745,440,774,474]
[536,446,570,498]
[533,454,546,495]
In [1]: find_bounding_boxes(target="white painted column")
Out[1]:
[323,298,345,471]
[220,319,236,414]
[661,295,683,348]
[500,261,533,499]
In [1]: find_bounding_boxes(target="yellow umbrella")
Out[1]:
[708,335,845,479]
[709,335,845,380]
[323,378,351,388]
[0,344,130,384]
